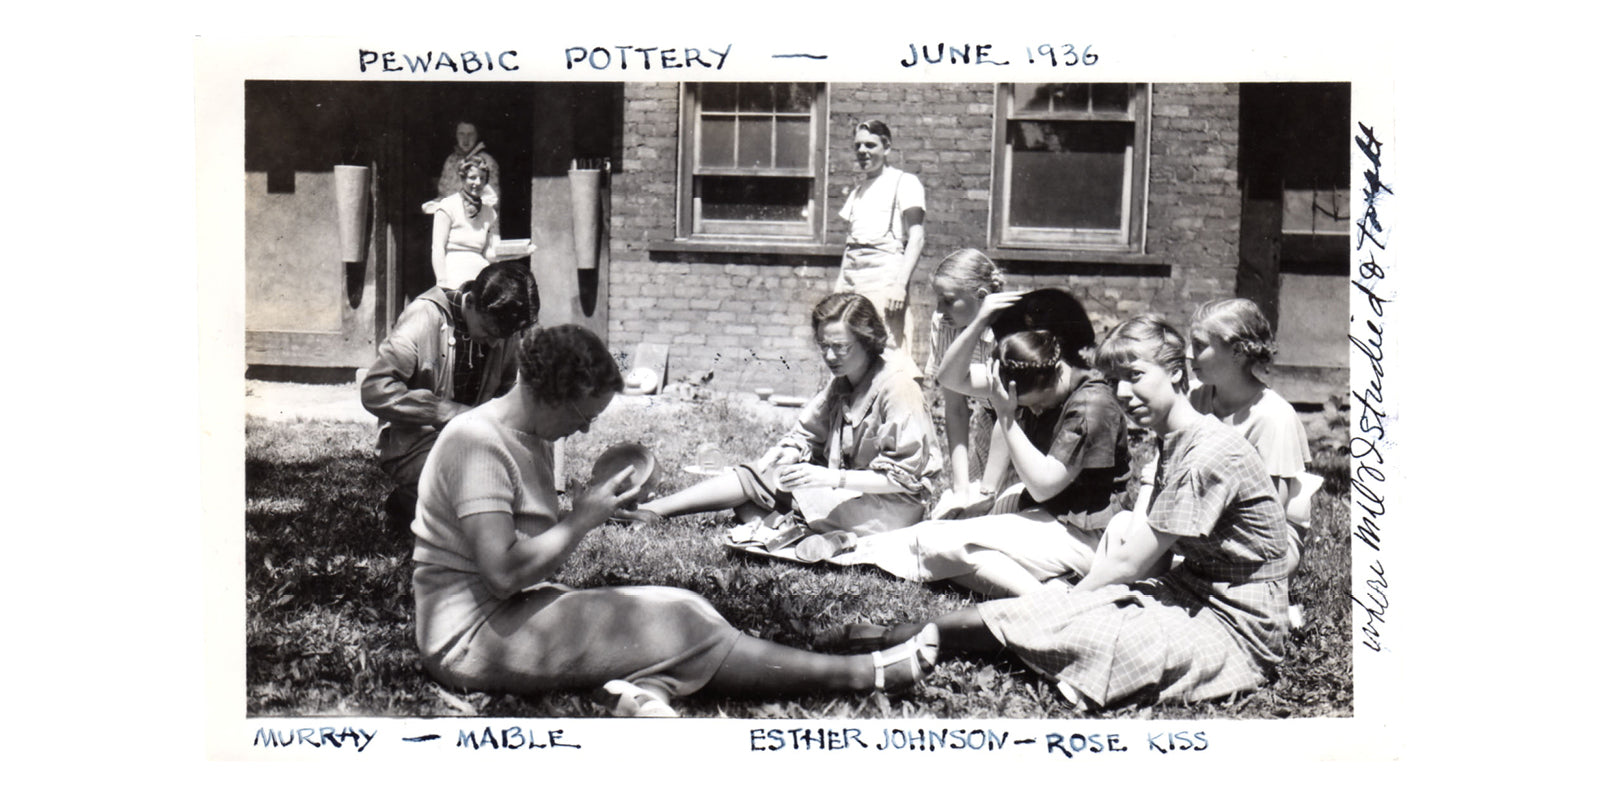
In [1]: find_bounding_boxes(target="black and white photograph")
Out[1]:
[241,77,1355,721]
[196,22,1412,775]
[22,3,1600,793]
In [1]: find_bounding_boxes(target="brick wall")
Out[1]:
[1145,83,1242,321]
[608,82,1241,396]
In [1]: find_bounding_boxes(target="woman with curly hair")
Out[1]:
[423,154,502,290]
[411,324,940,717]
[625,292,942,554]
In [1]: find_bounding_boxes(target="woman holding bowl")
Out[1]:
[411,324,939,717]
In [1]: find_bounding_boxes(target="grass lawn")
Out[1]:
[245,391,1352,720]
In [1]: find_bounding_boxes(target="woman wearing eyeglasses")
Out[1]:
[623,293,942,549]
[411,322,942,717]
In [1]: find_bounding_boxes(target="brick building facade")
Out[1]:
[609,82,1260,398]
[243,81,1346,402]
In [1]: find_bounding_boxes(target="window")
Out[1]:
[992,83,1149,250]
[1281,186,1349,235]
[679,83,828,240]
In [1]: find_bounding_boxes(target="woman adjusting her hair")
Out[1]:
[833,288,1133,604]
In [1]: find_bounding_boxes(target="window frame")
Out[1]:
[677,83,829,242]
[990,83,1151,252]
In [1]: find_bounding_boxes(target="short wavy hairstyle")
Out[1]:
[462,262,538,339]
[457,154,492,180]
[1191,297,1278,379]
[516,324,624,405]
[1094,314,1190,395]
[856,119,893,146]
[812,292,888,359]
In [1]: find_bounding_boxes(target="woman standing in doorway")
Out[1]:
[424,155,501,291]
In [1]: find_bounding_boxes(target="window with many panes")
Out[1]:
[678,83,828,240]
[992,83,1149,250]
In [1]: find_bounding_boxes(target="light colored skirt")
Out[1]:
[416,568,741,701]
[845,506,1099,584]
[437,249,491,291]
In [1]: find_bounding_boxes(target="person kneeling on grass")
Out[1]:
[411,324,939,717]
[620,292,942,560]
[820,315,1296,711]
[361,261,538,533]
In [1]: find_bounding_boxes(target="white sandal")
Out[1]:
[869,624,940,693]
[598,679,679,718]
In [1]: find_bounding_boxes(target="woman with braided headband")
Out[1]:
[823,293,1134,631]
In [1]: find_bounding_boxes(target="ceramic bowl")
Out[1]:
[590,442,657,496]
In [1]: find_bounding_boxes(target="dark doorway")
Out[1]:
[390,83,623,305]
[1236,82,1352,404]
[246,81,624,314]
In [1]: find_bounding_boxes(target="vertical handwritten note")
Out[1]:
[1351,122,1393,654]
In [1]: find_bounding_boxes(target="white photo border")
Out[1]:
[198,22,1401,778]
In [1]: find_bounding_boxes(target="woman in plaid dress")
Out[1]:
[827,315,1297,708]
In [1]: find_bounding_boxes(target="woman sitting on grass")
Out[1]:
[624,292,941,558]
[842,323,1133,600]
[822,315,1296,710]
[1188,298,1320,545]
[923,248,1013,518]
[411,324,939,717]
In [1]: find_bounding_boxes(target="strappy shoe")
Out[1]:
[596,679,678,718]
[869,624,939,694]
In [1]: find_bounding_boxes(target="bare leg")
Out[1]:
[947,550,1048,598]
[857,609,1005,656]
[705,632,936,696]
[705,635,876,695]
[639,472,749,518]
[932,607,1004,654]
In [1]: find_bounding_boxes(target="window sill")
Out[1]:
[989,247,1170,277]
[649,238,839,257]
[647,238,844,266]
